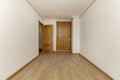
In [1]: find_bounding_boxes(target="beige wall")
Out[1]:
[0,77,1,80]
[72,16,81,53]
[80,0,120,80]
[0,0,43,79]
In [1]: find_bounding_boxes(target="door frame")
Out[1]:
[56,21,72,52]
[38,21,44,53]
[42,25,53,53]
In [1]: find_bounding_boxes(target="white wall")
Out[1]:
[80,0,120,80]
[0,75,3,80]
[72,16,81,53]
[0,0,43,79]
[0,77,2,80]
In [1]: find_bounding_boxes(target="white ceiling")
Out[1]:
[28,0,95,19]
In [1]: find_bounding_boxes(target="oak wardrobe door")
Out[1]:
[57,22,71,52]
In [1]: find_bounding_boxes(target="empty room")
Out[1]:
[0,0,120,80]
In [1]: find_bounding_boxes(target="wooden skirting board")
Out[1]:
[7,53,113,80]
[55,50,72,53]
[7,55,39,80]
[79,53,113,80]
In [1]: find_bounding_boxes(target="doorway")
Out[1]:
[42,25,53,53]
[56,22,72,52]
[39,22,43,53]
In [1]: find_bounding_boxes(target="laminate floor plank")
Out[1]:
[8,53,112,80]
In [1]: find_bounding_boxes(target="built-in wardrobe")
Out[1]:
[57,22,72,52]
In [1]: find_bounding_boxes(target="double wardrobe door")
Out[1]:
[57,22,72,52]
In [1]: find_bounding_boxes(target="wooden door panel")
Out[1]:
[43,25,53,53]
[57,22,64,50]
[57,22,71,51]
[63,22,71,50]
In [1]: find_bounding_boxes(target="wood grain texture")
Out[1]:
[42,25,53,53]
[8,53,112,80]
[57,22,72,51]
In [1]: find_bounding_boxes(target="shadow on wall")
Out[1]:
[0,78,2,80]
[0,74,3,80]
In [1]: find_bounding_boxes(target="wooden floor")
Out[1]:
[8,53,112,80]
